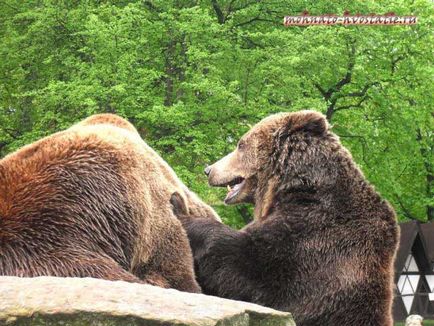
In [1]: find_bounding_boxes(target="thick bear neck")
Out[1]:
[255,155,393,223]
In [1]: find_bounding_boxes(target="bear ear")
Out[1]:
[170,192,189,217]
[291,111,329,136]
[271,111,328,173]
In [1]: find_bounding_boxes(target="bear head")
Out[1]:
[205,110,352,219]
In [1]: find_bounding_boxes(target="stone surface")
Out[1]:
[0,277,295,326]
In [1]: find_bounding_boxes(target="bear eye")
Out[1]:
[238,140,246,150]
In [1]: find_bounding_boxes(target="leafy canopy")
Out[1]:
[0,0,432,226]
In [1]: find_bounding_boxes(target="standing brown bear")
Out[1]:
[0,114,219,293]
[171,110,399,325]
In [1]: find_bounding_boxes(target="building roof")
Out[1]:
[395,221,419,275]
[393,220,434,321]
[420,222,434,265]
[395,220,434,280]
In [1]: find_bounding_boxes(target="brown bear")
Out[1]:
[171,110,399,325]
[0,114,219,293]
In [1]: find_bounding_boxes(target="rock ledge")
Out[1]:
[0,276,295,326]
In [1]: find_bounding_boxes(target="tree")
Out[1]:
[0,0,432,226]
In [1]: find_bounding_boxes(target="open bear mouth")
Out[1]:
[221,176,245,204]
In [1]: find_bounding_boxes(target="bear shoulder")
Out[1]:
[72,114,138,134]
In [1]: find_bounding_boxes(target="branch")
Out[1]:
[332,79,400,115]
[326,98,338,121]
[397,164,409,179]
[211,0,226,24]
[335,95,370,112]
[391,55,405,74]
[331,41,356,95]
[227,0,237,13]
[143,1,158,12]
[395,196,418,221]
[220,0,273,26]
[317,40,356,121]
[343,82,380,98]
[314,82,328,98]
[242,35,265,49]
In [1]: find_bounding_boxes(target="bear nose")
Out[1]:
[204,166,211,176]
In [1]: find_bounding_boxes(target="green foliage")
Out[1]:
[0,0,432,226]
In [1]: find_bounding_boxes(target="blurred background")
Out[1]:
[0,0,432,228]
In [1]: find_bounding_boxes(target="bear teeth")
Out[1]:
[227,185,232,191]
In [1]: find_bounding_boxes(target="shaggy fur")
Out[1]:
[0,114,219,293]
[172,110,399,325]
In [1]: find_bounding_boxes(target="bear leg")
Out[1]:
[72,255,143,283]
[134,219,201,293]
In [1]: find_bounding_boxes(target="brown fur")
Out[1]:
[0,114,219,293]
[173,110,399,325]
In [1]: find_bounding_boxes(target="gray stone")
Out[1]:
[0,277,295,326]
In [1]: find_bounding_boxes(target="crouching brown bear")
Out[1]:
[171,110,399,325]
[0,114,219,293]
